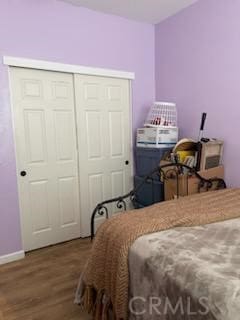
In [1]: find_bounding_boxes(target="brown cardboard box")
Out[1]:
[161,161,224,201]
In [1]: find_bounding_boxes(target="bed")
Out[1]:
[75,164,240,320]
[129,217,240,320]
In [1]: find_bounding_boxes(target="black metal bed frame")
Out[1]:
[91,163,226,239]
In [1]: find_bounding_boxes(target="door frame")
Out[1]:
[3,56,135,80]
[5,56,135,249]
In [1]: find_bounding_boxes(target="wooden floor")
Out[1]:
[0,239,92,320]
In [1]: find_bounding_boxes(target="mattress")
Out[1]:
[129,218,240,320]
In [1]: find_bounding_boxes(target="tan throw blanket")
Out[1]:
[80,188,240,320]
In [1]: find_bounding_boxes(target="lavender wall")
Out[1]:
[155,0,240,187]
[0,0,155,256]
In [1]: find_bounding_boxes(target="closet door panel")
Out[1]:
[75,74,132,237]
[10,67,81,251]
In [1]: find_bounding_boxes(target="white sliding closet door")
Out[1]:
[75,75,132,237]
[10,67,81,251]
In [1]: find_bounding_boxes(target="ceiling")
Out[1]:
[60,0,198,24]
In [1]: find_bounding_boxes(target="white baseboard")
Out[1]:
[0,250,25,265]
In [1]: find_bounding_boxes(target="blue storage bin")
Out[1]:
[135,147,172,179]
[133,175,164,208]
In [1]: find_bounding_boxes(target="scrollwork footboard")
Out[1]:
[90,163,226,239]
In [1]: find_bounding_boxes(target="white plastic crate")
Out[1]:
[137,127,178,148]
[145,102,177,127]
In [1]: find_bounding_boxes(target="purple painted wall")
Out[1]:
[0,0,155,256]
[155,0,240,187]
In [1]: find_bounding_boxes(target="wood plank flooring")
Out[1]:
[0,239,92,320]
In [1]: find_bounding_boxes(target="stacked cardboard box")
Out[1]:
[160,161,224,201]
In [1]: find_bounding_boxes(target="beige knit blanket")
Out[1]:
[81,188,240,320]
